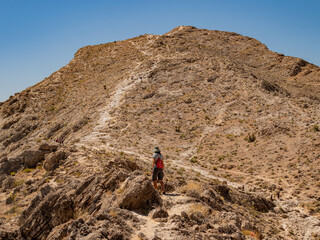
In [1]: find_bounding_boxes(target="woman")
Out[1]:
[152,146,165,194]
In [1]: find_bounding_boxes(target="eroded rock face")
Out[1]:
[18,187,73,239]
[118,175,161,211]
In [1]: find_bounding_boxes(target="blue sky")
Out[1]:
[0,0,319,102]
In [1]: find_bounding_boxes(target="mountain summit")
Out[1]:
[0,26,319,239]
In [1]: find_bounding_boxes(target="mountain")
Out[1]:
[0,26,319,239]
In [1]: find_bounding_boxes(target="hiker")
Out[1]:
[152,146,165,194]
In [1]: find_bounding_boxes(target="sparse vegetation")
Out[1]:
[245,133,256,142]
[22,168,33,173]
[313,125,320,132]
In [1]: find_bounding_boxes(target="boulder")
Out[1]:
[2,176,15,190]
[0,157,22,175]
[43,150,67,171]
[118,175,161,211]
[6,195,14,205]
[22,150,46,168]
[149,208,169,219]
[0,174,6,186]
[38,142,59,152]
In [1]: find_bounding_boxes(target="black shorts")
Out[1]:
[152,168,164,181]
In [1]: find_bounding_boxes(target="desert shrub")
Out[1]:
[188,203,210,216]
[261,80,280,93]
[190,156,198,163]
[14,180,24,187]
[181,181,203,196]
[22,168,33,173]
[245,133,256,142]
[313,125,319,132]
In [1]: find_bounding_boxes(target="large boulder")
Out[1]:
[43,150,67,171]
[0,157,23,175]
[22,150,46,168]
[118,175,161,211]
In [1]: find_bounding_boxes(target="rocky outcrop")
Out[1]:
[18,185,74,240]
[214,184,275,212]
[118,175,161,211]
[43,150,67,171]
[0,142,60,174]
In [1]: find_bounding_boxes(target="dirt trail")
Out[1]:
[131,194,194,240]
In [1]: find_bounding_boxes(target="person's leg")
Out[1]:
[159,180,165,193]
[152,168,159,190]
[153,180,158,189]
[158,170,165,193]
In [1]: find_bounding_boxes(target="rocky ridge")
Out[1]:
[0,26,320,239]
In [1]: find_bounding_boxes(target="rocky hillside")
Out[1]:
[0,26,320,239]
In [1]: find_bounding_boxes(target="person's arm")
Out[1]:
[152,157,156,169]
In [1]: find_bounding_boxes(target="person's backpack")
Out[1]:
[156,155,164,169]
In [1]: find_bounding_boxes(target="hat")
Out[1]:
[153,146,161,153]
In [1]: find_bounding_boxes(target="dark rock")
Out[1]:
[39,142,59,152]
[25,179,32,185]
[153,236,163,240]
[199,189,223,210]
[189,212,205,224]
[181,211,190,222]
[0,174,6,186]
[250,196,275,212]
[218,223,238,234]
[2,176,15,190]
[40,184,51,198]
[2,118,20,130]
[72,117,89,132]
[22,150,46,168]
[207,75,218,83]
[0,230,19,240]
[5,195,14,205]
[46,123,63,138]
[215,184,231,201]
[0,157,22,175]
[149,208,169,219]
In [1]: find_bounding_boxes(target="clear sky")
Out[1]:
[0,0,319,102]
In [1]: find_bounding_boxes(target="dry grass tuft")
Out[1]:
[187,203,210,216]
[181,181,203,196]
